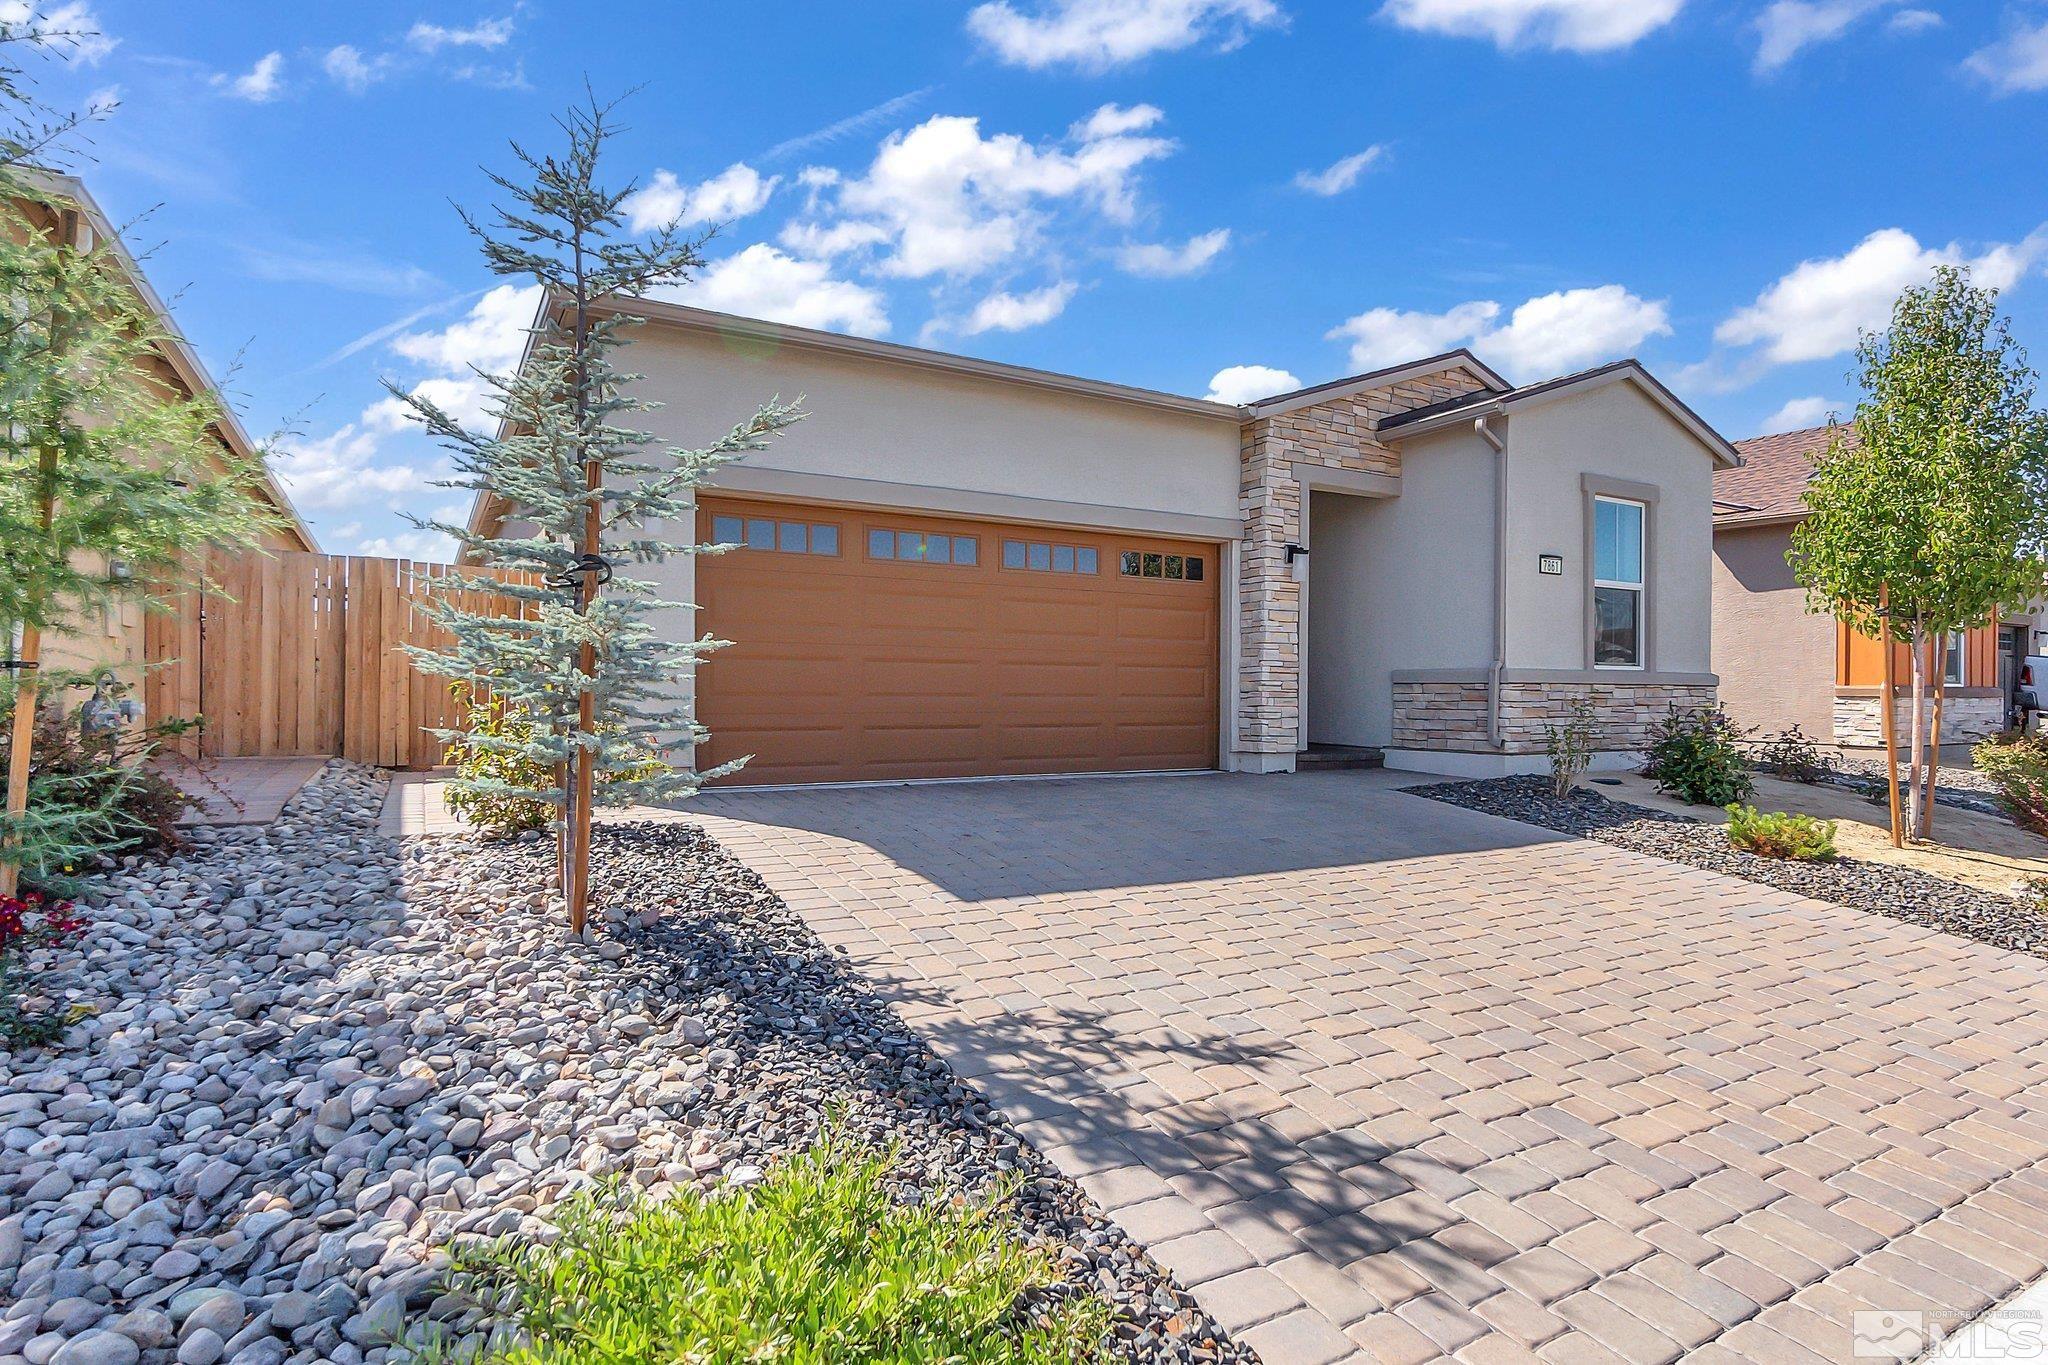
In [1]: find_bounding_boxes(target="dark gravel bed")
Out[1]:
[1407,776,2048,962]
[525,822,1257,1364]
[1821,758,2007,817]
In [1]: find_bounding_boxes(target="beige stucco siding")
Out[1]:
[1501,382,1716,677]
[1305,429,1497,747]
[624,327,1243,529]
[1711,522,1834,736]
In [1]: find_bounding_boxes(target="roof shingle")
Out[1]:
[1714,423,1858,524]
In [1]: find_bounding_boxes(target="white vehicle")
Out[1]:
[2017,655,2048,727]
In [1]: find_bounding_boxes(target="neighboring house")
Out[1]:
[1712,424,2031,747]
[474,296,1738,786]
[10,171,317,683]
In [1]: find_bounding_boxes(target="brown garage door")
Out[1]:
[694,496,1220,785]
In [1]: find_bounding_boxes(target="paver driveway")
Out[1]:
[691,770,2048,1364]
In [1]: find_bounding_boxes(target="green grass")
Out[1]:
[425,1131,1109,1364]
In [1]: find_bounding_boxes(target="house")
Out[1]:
[1712,424,2029,747]
[474,296,1738,786]
[10,172,317,682]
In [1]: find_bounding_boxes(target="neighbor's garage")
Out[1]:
[693,496,1220,785]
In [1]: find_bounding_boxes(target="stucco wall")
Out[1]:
[1304,429,1497,748]
[615,323,1244,769]
[1711,522,1834,736]
[623,326,1244,527]
[1500,381,1717,677]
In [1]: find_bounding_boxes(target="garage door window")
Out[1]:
[1120,550,1204,582]
[1002,539,1098,574]
[713,515,839,556]
[868,528,979,565]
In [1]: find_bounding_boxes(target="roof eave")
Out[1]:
[1246,349,1511,420]
[19,168,320,552]
[1378,360,1742,468]
[580,292,1246,422]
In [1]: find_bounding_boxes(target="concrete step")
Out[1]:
[1298,744,1385,771]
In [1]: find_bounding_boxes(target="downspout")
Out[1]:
[1477,414,1507,748]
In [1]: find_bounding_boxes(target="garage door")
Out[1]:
[694,496,1220,785]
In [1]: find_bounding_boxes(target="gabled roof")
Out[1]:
[584,293,1246,422]
[16,169,318,551]
[1714,423,1857,527]
[1374,358,1742,468]
[1244,349,1510,419]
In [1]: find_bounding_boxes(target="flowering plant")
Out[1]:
[0,891,87,1050]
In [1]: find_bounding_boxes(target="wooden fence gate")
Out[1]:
[144,551,536,767]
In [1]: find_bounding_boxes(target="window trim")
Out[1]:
[1945,631,1967,686]
[1582,476,1658,672]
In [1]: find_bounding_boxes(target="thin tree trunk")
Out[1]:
[1879,588,1903,848]
[1905,624,1926,840]
[0,441,60,899]
[1922,632,1949,841]
[565,224,597,938]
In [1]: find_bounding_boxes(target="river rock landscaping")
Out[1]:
[1412,774,2048,961]
[0,762,1253,1365]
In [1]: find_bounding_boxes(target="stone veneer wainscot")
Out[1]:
[1832,690,2005,748]
[1393,678,1719,754]
[1235,369,1493,764]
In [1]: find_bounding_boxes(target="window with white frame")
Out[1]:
[1593,496,1645,668]
[1945,631,1966,685]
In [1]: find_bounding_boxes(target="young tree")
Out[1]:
[0,194,280,894]
[399,95,801,935]
[1793,266,2048,840]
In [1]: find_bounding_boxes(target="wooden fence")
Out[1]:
[144,551,538,768]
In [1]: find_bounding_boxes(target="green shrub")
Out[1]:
[425,1132,1108,1365]
[442,684,553,836]
[1644,704,1754,806]
[1725,805,1837,861]
[1973,730,2048,838]
[0,683,198,894]
[1543,698,1596,798]
[1751,723,1836,785]
[442,684,670,839]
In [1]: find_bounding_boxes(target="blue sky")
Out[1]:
[28,0,2048,557]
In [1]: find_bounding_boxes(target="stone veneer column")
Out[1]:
[1235,369,1494,763]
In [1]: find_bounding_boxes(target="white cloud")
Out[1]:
[1888,8,1939,33]
[235,237,438,297]
[213,51,285,102]
[1753,0,1894,74]
[1760,395,1840,431]
[1714,227,2048,364]
[658,243,890,335]
[961,281,1077,335]
[1328,285,1669,377]
[272,424,430,511]
[323,44,386,93]
[1481,286,1671,376]
[0,1,115,62]
[1378,0,1683,52]
[390,282,541,374]
[406,16,514,51]
[1072,102,1165,139]
[1205,364,1300,404]
[786,108,1177,280]
[966,0,1282,70]
[622,164,779,233]
[1965,17,2048,94]
[1327,300,1501,372]
[355,528,457,561]
[1116,228,1230,277]
[1293,147,1385,196]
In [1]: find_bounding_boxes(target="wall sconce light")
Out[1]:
[108,560,134,583]
[1284,543,1308,565]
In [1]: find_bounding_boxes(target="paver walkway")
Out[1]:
[692,770,2048,1364]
